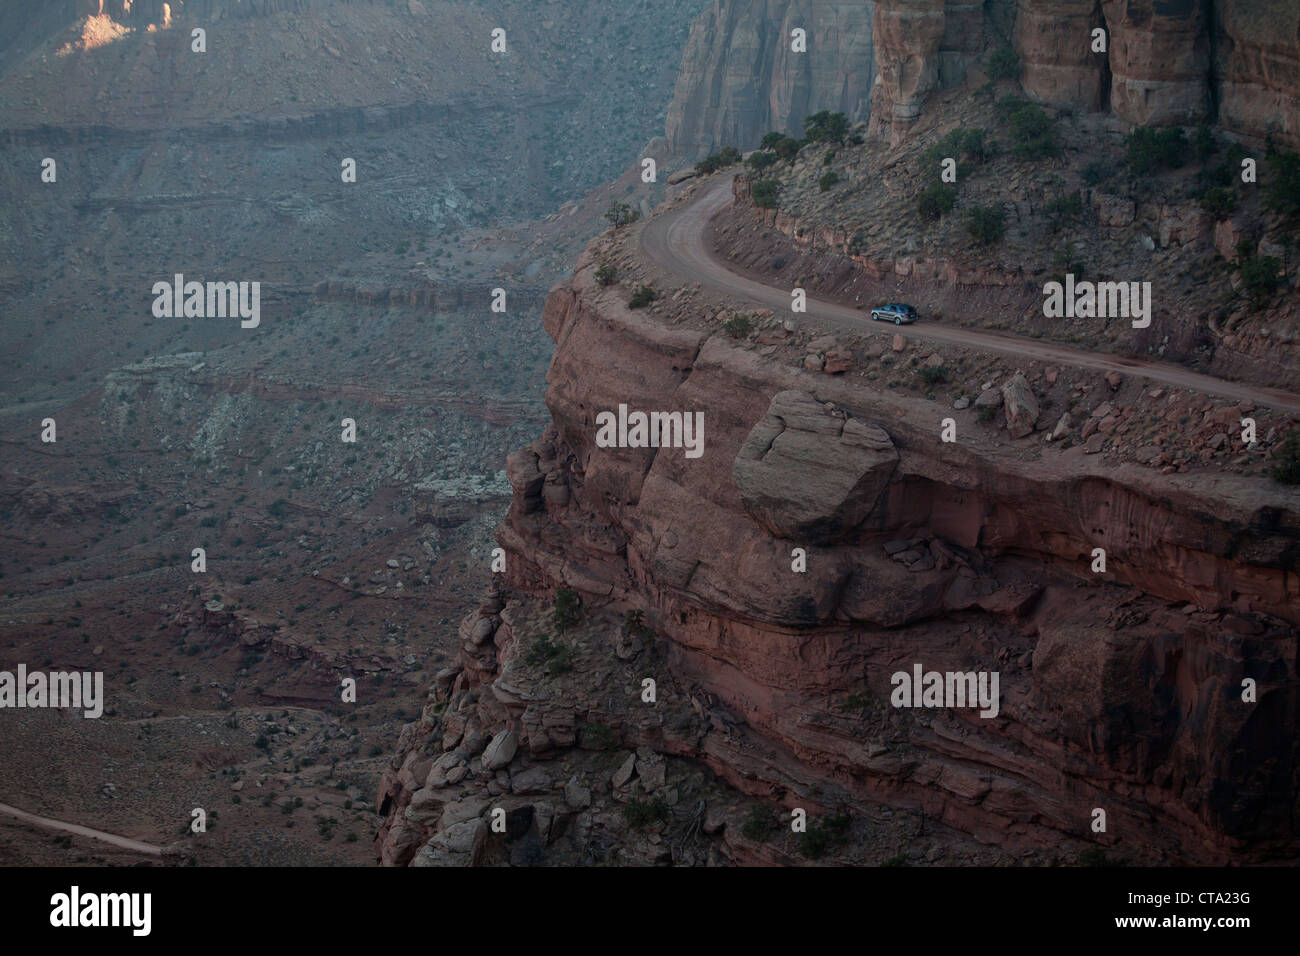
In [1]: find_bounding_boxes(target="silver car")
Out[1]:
[871,303,918,325]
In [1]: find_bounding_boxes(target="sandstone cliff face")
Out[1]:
[665,0,876,157]
[878,0,1300,143]
[432,248,1300,863]
[667,0,1300,152]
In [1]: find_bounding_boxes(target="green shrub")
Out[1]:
[1044,191,1083,232]
[524,634,574,676]
[919,365,950,385]
[965,204,1006,244]
[986,45,1020,81]
[623,797,671,830]
[724,313,753,338]
[595,262,617,286]
[1234,243,1282,309]
[1125,126,1188,175]
[751,179,781,209]
[628,284,657,309]
[1265,151,1300,221]
[995,96,1059,159]
[622,609,653,638]
[797,813,852,860]
[552,588,582,630]
[741,805,780,841]
[603,201,639,227]
[804,110,849,145]
[819,171,840,192]
[1272,430,1300,485]
[695,146,742,175]
[922,128,990,173]
[772,136,802,163]
[580,721,617,749]
[1199,187,1236,220]
[918,184,958,220]
[745,150,778,173]
[1082,160,1112,186]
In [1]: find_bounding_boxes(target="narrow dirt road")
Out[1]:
[0,800,164,856]
[640,173,1300,414]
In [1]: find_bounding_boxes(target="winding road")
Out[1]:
[0,801,163,857]
[640,173,1300,415]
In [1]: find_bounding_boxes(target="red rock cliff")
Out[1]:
[479,241,1300,863]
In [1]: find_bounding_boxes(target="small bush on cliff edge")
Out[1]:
[918,184,957,221]
[804,110,849,145]
[603,201,639,227]
[965,204,1007,244]
[1265,150,1300,222]
[797,813,852,860]
[995,96,1059,160]
[1273,430,1300,485]
[623,797,671,830]
[985,45,1020,82]
[1125,126,1188,176]
[724,313,753,338]
[741,805,781,841]
[1234,241,1282,310]
[750,179,781,209]
[552,588,582,630]
[695,146,741,175]
[628,284,657,309]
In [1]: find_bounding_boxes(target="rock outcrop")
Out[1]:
[379,241,1300,865]
[734,390,898,541]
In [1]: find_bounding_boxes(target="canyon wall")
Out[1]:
[666,0,1300,152]
[665,0,876,157]
[876,0,1300,144]
[407,246,1300,863]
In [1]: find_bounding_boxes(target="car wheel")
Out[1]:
[894,316,901,325]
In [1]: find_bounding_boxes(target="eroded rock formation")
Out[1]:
[666,0,1300,151]
[378,244,1300,865]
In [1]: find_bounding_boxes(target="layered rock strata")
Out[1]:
[380,243,1300,865]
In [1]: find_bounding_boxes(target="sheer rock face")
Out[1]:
[1101,0,1212,126]
[868,0,983,144]
[476,247,1300,863]
[1215,0,1300,147]
[665,0,876,157]
[668,0,1300,149]
[1014,0,1109,113]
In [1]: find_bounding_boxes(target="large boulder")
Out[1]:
[1001,372,1039,439]
[481,729,518,770]
[733,390,898,542]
